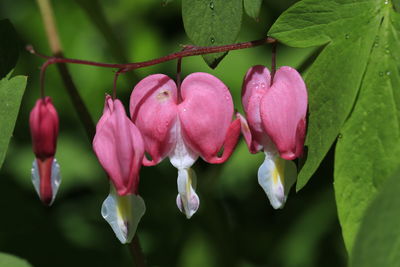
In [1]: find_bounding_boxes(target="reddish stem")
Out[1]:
[270,42,277,86]
[27,37,277,97]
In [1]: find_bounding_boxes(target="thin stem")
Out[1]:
[176,57,182,103]
[270,42,277,86]
[28,37,277,75]
[129,235,146,267]
[35,0,62,54]
[112,69,123,100]
[36,0,96,141]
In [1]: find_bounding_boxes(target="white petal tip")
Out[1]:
[257,152,297,210]
[101,189,146,244]
[176,168,200,219]
[176,193,199,219]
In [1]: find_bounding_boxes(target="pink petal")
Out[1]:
[236,112,262,154]
[206,118,241,164]
[241,66,271,151]
[130,74,178,166]
[260,66,308,160]
[93,96,144,195]
[29,97,59,159]
[178,72,237,163]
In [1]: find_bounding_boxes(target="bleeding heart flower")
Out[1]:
[130,72,240,218]
[239,65,307,209]
[93,95,146,244]
[30,97,61,206]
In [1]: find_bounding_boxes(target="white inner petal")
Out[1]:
[101,185,146,244]
[257,150,297,209]
[31,159,40,197]
[31,158,62,206]
[50,158,61,205]
[169,120,198,169]
[176,168,200,219]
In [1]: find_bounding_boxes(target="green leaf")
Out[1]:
[269,0,400,251]
[182,0,243,68]
[269,0,382,191]
[0,74,27,170]
[243,0,263,20]
[0,252,32,267]
[335,6,400,251]
[351,169,400,267]
[0,19,20,79]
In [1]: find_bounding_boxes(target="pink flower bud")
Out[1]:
[93,95,145,196]
[240,65,308,209]
[93,95,146,244]
[30,97,59,159]
[29,97,60,206]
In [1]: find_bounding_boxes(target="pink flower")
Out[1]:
[239,65,307,209]
[93,95,145,196]
[29,97,60,206]
[93,95,146,244]
[130,73,240,218]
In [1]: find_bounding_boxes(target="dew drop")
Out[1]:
[183,108,187,112]
[386,71,391,76]
[384,0,389,4]
[209,1,214,10]
[385,49,390,54]
[261,83,266,88]
[338,133,343,139]
[210,37,215,44]
[374,42,379,48]
[379,71,384,76]
[345,34,350,39]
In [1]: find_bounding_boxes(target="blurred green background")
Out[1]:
[0,0,346,266]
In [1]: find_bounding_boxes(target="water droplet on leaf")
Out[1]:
[209,1,214,10]
[386,71,391,76]
[338,133,343,139]
[210,37,215,44]
[379,71,384,76]
[345,34,350,39]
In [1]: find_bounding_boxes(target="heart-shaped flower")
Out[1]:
[130,73,240,218]
[239,65,307,209]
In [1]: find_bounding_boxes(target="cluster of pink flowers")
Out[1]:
[29,65,307,243]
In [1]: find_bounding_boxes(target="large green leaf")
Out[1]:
[182,0,242,68]
[269,0,382,191]
[335,5,400,251]
[243,0,263,20]
[0,74,27,170]
[0,19,19,79]
[0,252,32,267]
[269,0,400,251]
[351,169,400,267]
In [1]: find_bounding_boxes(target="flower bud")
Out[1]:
[29,97,61,206]
[93,95,146,243]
